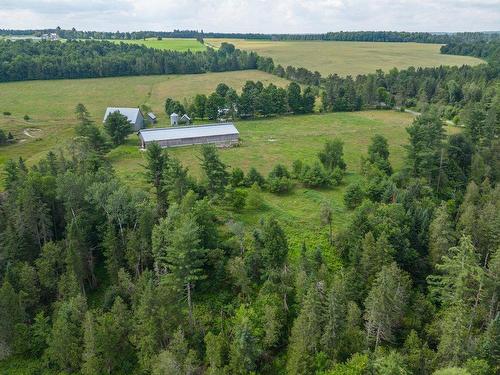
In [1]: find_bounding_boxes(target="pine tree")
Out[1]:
[82,311,101,375]
[144,141,168,215]
[364,263,411,347]
[429,203,457,268]
[46,295,87,372]
[200,144,229,198]
[286,282,326,375]
[154,215,206,323]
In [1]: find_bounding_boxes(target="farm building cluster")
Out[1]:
[103,107,239,148]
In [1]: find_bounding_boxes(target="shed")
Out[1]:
[170,112,179,126]
[139,123,239,149]
[179,114,191,124]
[147,112,157,123]
[103,107,144,131]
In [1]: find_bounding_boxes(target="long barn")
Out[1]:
[139,123,239,148]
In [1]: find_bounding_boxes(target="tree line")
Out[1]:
[2,28,498,44]
[0,40,262,82]
[165,81,316,120]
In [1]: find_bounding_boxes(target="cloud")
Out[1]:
[1,0,499,32]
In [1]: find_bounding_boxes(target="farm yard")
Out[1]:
[206,39,485,76]
[0,70,290,167]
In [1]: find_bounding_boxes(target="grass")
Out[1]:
[206,39,485,76]
[109,110,460,255]
[109,37,206,52]
[0,70,290,168]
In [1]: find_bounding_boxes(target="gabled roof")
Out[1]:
[147,112,157,120]
[139,123,239,143]
[180,114,191,120]
[103,107,142,123]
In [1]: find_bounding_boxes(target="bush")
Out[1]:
[23,114,30,121]
[226,188,247,211]
[3,111,11,116]
[230,167,245,188]
[301,161,331,188]
[246,183,265,210]
[344,183,364,209]
[245,167,266,188]
[268,164,293,193]
[292,159,304,178]
[0,129,7,145]
[268,176,292,194]
[331,167,344,185]
[268,164,290,179]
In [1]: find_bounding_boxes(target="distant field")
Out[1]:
[109,37,206,52]
[206,39,485,76]
[0,70,290,168]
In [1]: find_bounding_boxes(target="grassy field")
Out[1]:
[206,39,485,76]
[0,70,290,168]
[108,111,460,255]
[109,37,206,52]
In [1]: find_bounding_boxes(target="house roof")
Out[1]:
[103,107,142,123]
[180,114,191,120]
[139,123,239,143]
[147,112,157,120]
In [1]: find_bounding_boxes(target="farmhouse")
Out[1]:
[103,107,144,131]
[139,123,239,148]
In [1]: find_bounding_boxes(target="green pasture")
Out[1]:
[206,39,485,76]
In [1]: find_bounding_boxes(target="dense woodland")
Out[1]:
[0,40,261,82]
[1,31,500,375]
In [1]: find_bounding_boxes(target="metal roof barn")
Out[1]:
[103,107,144,131]
[139,123,239,148]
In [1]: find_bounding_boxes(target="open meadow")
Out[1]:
[109,37,206,51]
[206,39,485,76]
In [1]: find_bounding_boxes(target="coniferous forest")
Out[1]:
[0,30,499,375]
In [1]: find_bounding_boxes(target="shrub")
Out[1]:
[3,111,11,116]
[344,183,364,209]
[230,167,245,188]
[268,176,292,194]
[226,188,247,211]
[331,167,344,185]
[292,159,304,178]
[301,161,331,187]
[23,114,30,121]
[245,167,266,188]
[0,129,7,145]
[268,164,293,193]
[268,164,290,179]
[246,183,265,210]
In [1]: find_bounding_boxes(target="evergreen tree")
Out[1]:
[364,263,411,347]
[104,111,133,146]
[144,142,168,215]
[200,144,229,198]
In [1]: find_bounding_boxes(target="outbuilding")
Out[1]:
[139,123,239,149]
[103,107,144,131]
[147,112,157,124]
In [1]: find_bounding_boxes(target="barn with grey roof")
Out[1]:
[103,107,144,131]
[139,123,239,148]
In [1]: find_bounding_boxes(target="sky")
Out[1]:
[1,0,499,33]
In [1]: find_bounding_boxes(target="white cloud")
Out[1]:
[0,0,499,32]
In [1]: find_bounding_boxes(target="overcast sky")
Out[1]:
[1,0,499,33]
